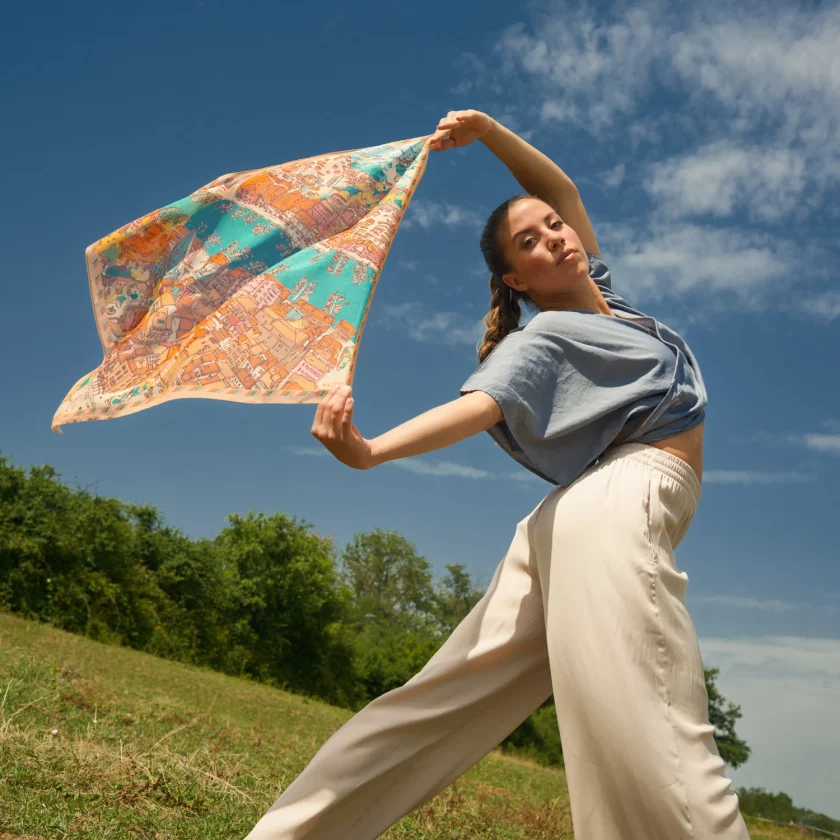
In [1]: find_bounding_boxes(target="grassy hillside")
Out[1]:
[0,612,797,839]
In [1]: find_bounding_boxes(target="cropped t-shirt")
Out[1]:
[459,253,707,486]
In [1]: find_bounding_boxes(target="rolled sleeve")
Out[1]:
[460,330,564,437]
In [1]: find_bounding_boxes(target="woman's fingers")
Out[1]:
[429,111,464,149]
[342,394,355,432]
[313,390,332,435]
[428,128,457,152]
[312,386,353,441]
[431,131,456,148]
[438,110,475,130]
[312,398,326,430]
[309,386,369,469]
[429,109,490,151]
[313,387,338,439]
[331,387,351,436]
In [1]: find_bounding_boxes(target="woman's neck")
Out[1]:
[535,281,615,316]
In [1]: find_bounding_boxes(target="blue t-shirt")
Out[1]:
[459,253,707,486]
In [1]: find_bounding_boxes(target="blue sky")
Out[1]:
[2,0,838,818]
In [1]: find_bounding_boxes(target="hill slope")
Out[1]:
[0,612,792,839]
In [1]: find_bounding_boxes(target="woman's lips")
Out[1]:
[558,249,576,264]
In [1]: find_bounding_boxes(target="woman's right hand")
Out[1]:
[311,385,374,470]
[428,110,495,151]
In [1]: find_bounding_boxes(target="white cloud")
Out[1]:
[464,4,840,323]
[795,433,840,454]
[800,290,840,323]
[730,425,840,450]
[289,448,538,484]
[449,52,504,97]
[388,459,493,479]
[700,636,840,680]
[598,220,799,307]
[401,201,483,231]
[597,162,626,190]
[449,80,474,97]
[692,595,837,615]
[669,8,840,155]
[288,447,329,458]
[478,3,840,218]
[483,105,534,142]
[507,470,544,484]
[385,456,544,484]
[380,302,486,347]
[698,635,840,817]
[490,4,840,141]
[495,9,661,132]
[645,141,808,223]
[702,470,815,485]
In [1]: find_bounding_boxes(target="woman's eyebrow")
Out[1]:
[512,212,559,242]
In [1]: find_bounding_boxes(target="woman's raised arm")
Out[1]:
[311,387,503,469]
[429,110,601,257]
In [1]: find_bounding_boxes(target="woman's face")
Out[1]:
[499,197,590,308]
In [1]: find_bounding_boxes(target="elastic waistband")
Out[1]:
[597,442,702,508]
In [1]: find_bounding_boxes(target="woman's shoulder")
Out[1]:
[587,251,612,291]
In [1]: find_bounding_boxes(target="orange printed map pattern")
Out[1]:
[52,137,430,431]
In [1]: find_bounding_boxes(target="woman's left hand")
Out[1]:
[311,385,373,470]
[428,110,494,151]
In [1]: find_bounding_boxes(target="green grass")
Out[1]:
[0,611,801,839]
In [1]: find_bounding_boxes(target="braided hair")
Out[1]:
[477,194,541,363]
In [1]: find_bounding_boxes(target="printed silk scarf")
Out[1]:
[52,137,430,432]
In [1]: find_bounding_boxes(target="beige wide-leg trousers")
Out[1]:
[246,442,750,840]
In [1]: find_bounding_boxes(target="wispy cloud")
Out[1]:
[730,423,840,451]
[800,290,840,323]
[288,447,329,458]
[795,433,840,454]
[698,634,840,817]
[379,302,486,346]
[449,52,504,98]
[597,162,626,190]
[494,9,661,133]
[490,4,840,139]
[596,220,799,307]
[699,635,840,682]
[389,457,544,484]
[401,201,483,231]
[388,459,493,479]
[287,445,545,484]
[645,141,808,224]
[474,3,840,219]
[692,595,837,615]
[702,469,816,485]
[289,447,495,479]
[669,9,840,165]
[446,4,840,329]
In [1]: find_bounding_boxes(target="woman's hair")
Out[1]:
[477,194,541,363]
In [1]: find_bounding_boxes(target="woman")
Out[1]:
[246,111,749,840]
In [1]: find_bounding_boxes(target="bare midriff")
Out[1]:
[613,418,704,484]
[645,422,704,485]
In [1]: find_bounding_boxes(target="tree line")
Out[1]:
[0,453,750,775]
